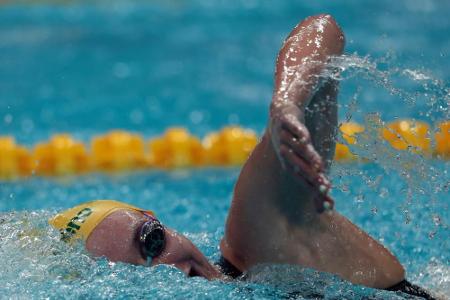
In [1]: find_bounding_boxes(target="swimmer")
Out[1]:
[50,200,222,279]
[50,14,436,299]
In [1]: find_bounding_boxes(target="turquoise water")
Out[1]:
[0,0,449,299]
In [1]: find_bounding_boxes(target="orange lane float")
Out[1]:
[149,128,204,168]
[382,120,431,155]
[0,137,34,179]
[91,130,147,171]
[434,121,449,159]
[203,126,258,166]
[33,134,90,176]
[334,122,365,161]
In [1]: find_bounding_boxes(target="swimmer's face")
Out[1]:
[85,209,222,280]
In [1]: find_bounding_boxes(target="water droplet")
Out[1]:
[432,215,441,226]
[355,193,364,203]
[379,188,388,198]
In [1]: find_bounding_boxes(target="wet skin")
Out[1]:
[85,14,405,288]
[220,14,406,289]
[86,209,222,280]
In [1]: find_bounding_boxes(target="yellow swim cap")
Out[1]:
[49,200,154,242]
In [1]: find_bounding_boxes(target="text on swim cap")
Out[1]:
[61,208,93,242]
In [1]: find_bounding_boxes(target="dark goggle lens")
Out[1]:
[139,219,166,259]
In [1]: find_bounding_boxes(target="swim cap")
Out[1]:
[49,200,154,242]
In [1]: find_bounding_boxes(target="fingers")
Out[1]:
[280,129,323,173]
[314,192,334,214]
[306,176,334,214]
[271,113,334,213]
[280,118,324,171]
[280,144,330,191]
[279,144,318,184]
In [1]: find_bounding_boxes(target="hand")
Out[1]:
[270,104,334,213]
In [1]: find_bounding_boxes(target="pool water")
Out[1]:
[0,0,449,299]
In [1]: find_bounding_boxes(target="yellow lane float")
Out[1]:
[34,134,89,176]
[203,127,258,166]
[91,130,147,171]
[334,122,365,161]
[0,121,448,180]
[435,121,449,158]
[382,120,431,155]
[149,128,204,168]
[0,137,33,178]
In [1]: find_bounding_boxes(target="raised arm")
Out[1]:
[269,14,344,212]
[221,14,406,289]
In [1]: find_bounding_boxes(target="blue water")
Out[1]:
[0,0,449,299]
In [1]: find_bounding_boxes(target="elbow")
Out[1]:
[307,14,346,54]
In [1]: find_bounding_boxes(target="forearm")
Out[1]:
[271,14,345,116]
[267,15,345,212]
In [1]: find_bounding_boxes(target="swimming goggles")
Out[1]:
[138,212,166,260]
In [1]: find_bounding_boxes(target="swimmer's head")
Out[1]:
[49,200,153,242]
[49,200,222,279]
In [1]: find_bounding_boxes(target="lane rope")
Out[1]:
[0,120,448,179]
